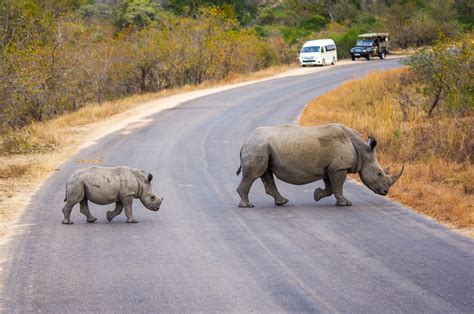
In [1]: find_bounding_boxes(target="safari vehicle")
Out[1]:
[350,33,389,61]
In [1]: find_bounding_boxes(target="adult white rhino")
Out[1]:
[61,166,163,224]
[236,124,403,207]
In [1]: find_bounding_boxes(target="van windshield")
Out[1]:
[301,46,321,53]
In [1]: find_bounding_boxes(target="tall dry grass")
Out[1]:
[300,68,473,229]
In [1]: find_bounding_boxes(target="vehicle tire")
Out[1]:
[331,57,336,65]
[301,64,306,67]
[322,59,326,66]
[351,56,355,61]
[366,54,371,61]
[380,52,385,60]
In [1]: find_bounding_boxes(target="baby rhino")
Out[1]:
[61,166,163,224]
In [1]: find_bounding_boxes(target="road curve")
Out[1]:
[2,59,473,313]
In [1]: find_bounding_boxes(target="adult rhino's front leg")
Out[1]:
[122,196,138,223]
[314,177,333,202]
[328,170,352,206]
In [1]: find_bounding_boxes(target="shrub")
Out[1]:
[299,15,328,32]
[402,34,473,117]
[330,26,363,59]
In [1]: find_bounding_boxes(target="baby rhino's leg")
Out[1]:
[62,182,85,224]
[123,197,138,223]
[106,201,123,222]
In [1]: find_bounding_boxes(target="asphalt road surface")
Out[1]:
[3,59,473,313]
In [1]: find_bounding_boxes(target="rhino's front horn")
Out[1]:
[390,165,404,185]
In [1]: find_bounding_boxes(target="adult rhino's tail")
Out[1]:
[236,146,243,176]
[64,183,68,202]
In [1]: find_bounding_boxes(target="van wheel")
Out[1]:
[322,59,326,66]
[351,56,355,61]
[380,52,385,60]
[366,54,371,61]
[331,57,336,65]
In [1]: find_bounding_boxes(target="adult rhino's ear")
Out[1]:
[147,173,153,183]
[367,136,377,150]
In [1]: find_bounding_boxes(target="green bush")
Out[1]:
[299,15,328,32]
[330,26,363,59]
[402,34,473,116]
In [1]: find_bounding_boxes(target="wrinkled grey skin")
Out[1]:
[236,124,403,207]
[61,166,163,224]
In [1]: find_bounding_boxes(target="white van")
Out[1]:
[299,39,337,67]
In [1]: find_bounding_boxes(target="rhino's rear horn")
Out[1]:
[383,167,390,175]
[389,165,404,185]
[147,173,153,183]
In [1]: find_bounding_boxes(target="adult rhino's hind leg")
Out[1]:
[237,176,257,208]
[314,177,333,202]
[80,198,97,223]
[106,201,123,222]
[61,201,75,224]
[261,170,288,206]
[329,170,352,206]
[237,152,269,208]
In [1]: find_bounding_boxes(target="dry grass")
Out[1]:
[300,68,473,232]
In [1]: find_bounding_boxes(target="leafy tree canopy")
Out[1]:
[167,0,257,23]
[116,0,160,29]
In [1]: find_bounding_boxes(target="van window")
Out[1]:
[301,46,321,53]
[325,44,336,51]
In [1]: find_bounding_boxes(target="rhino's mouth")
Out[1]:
[371,187,388,196]
[145,205,161,211]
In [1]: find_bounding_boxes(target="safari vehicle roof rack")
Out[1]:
[358,33,389,38]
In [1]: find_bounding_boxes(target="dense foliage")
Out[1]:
[0,0,471,131]
[252,0,468,58]
[0,1,288,131]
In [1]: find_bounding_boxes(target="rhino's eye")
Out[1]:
[378,172,383,177]
[151,196,156,200]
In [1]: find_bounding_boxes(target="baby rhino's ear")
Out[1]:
[147,173,153,183]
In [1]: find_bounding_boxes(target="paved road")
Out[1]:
[2,59,473,313]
